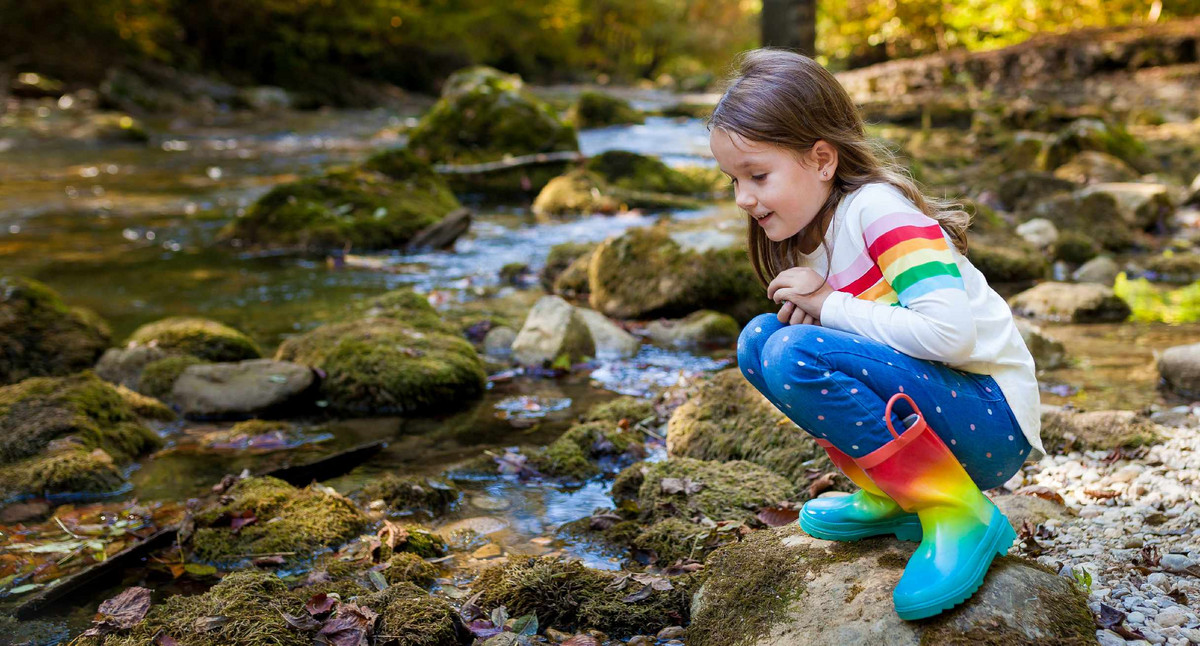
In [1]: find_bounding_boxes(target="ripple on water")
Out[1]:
[590,345,732,398]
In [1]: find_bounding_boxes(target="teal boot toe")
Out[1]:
[799,491,922,542]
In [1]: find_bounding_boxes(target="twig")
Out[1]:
[54,516,83,540]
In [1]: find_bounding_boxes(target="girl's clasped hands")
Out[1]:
[767,266,834,326]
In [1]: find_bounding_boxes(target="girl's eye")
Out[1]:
[751,173,767,181]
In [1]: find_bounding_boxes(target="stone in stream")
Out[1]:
[1078,182,1176,233]
[993,493,1074,528]
[124,316,262,362]
[541,242,597,294]
[1052,150,1140,185]
[965,240,1048,284]
[1158,342,1200,399]
[995,170,1076,212]
[94,344,171,390]
[611,457,795,524]
[1015,319,1067,371]
[1008,281,1131,323]
[575,308,640,359]
[359,473,460,515]
[1071,255,1121,285]
[482,325,517,358]
[1014,218,1058,249]
[511,295,596,367]
[587,225,771,323]
[0,275,111,386]
[1040,407,1161,453]
[687,527,1096,646]
[169,358,315,419]
[531,167,703,219]
[0,371,164,499]
[568,91,644,129]
[666,369,833,492]
[644,310,740,348]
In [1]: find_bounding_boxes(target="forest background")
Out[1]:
[4,0,1200,108]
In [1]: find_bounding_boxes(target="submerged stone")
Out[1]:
[0,275,111,386]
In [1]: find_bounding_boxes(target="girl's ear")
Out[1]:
[812,140,839,179]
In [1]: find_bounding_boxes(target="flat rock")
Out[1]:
[512,296,596,366]
[1009,281,1130,323]
[575,308,640,359]
[1159,342,1200,398]
[171,359,315,419]
[94,345,170,389]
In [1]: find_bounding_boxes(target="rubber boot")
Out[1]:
[798,439,922,542]
[857,393,1016,620]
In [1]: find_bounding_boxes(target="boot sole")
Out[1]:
[894,506,1017,620]
[799,512,923,542]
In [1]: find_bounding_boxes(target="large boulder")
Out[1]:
[568,91,644,129]
[532,167,704,219]
[170,359,316,419]
[584,150,712,196]
[0,372,164,498]
[510,296,596,367]
[1042,118,1150,172]
[94,345,171,391]
[541,242,596,293]
[575,308,640,359]
[125,316,261,362]
[0,275,111,386]
[225,149,463,252]
[1052,150,1140,185]
[1027,190,1135,251]
[1158,342,1200,399]
[406,66,578,196]
[645,310,740,348]
[588,226,770,323]
[687,527,1096,646]
[611,457,795,524]
[1008,282,1131,323]
[667,369,831,490]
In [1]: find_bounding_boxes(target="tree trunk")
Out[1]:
[761,0,817,56]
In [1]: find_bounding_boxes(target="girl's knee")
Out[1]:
[738,313,785,367]
[760,324,822,385]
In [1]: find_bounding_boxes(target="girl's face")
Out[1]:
[709,128,835,243]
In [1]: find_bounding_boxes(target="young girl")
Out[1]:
[713,49,1044,620]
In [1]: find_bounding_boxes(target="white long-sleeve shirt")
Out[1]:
[806,183,1044,459]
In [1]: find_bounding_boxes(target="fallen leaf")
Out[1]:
[807,473,837,498]
[466,619,502,639]
[230,511,257,533]
[756,506,800,527]
[81,586,152,636]
[155,633,180,646]
[1014,485,1065,506]
[281,611,322,631]
[1083,489,1119,499]
[509,613,538,636]
[631,572,673,591]
[192,616,229,633]
[368,570,388,591]
[377,520,410,551]
[307,592,337,616]
[252,555,286,567]
[621,584,654,603]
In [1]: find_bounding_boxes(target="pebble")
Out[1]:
[1160,554,1195,573]
[1155,607,1189,627]
[657,627,686,639]
[1097,629,1127,646]
[472,543,503,559]
[1129,611,1146,624]
[626,637,653,646]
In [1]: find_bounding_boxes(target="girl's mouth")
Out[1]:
[755,212,774,225]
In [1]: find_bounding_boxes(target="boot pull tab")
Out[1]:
[884,392,923,439]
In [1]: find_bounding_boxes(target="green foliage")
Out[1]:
[1112,272,1200,323]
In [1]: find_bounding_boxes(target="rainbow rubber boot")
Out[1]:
[798,439,921,542]
[857,393,1016,620]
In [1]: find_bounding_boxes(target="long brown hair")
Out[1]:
[708,48,970,289]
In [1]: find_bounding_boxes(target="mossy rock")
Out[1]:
[113,383,177,421]
[382,552,439,588]
[966,240,1048,284]
[190,476,368,566]
[528,420,646,480]
[588,225,770,323]
[1145,253,1200,284]
[687,527,1096,646]
[1052,230,1101,264]
[138,354,208,399]
[631,518,731,565]
[126,317,261,363]
[275,317,485,415]
[1053,150,1140,184]
[553,252,593,297]
[0,447,127,498]
[348,288,448,332]
[470,556,696,638]
[541,242,597,292]
[373,581,470,645]
[0,371,161,465]
[407,66,578,167]
[666,369,831,491]
[584,150,708,196]
[1028,190,1136,251]
[569,91,645,129]
[0,275,111,386]
[226,153,461,252]
[644,309,741,347]
[584,396,656,424]
[532,169,620,218]
[359,473,460,514]
[612,457,795,524]
[1040,408,1160,453]
[1043,118,1152,173]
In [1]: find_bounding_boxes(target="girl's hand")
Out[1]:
[778,301,818,326]
[768,267,834,322]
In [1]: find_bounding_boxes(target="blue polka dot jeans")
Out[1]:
[737,313,1032,490]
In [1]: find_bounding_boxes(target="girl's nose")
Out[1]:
[735,189,757,211]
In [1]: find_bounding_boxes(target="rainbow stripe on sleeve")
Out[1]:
[829,212,963,305]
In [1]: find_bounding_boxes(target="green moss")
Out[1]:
[584,150,706,195]
[666,369,832,491]
[532,169,620,218]
[0,448,126,497]
[1113,273,1200,323]
[275,317,485,415]
[967,241,1047,283]
[190,477,369,566]
[584,396,656,424]
[0,371,161,465]
[0,275,111,385]
[553,252,593,297]
[614,457,795,524]
[113,383,177,421]
[374,583,467,645]
[1052,231,1100,264]
[529,420,646,480]
[382,552,439,588]
[528,437,596,480]
[384,525,447,559]
[471,556,694,637]
[569,91,644,129]
[1043,119,1152,172]
[541,242,597,292]
[350,288,447,332]
[1145,252,1200,284]
[647,310,741,347]
[632,518,728,565]
[126,316,261,362]
[226,164,461,252]
[588,225,770,323]
[139,354,207,399]
[359,473,459,514]
[407,66,578,166]
[228,419,292,435]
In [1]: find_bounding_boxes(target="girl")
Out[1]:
[713,49,1044,620]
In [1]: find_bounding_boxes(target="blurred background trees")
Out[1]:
[1,0,1198,100]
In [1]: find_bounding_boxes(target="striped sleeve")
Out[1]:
[863,211,964,305]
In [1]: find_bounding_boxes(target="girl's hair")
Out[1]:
[708,48,970,288]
